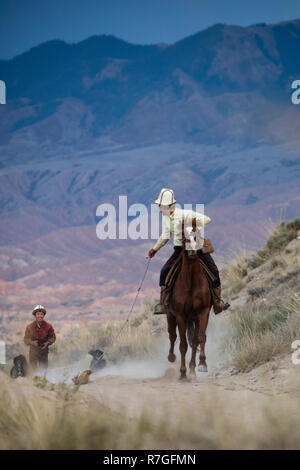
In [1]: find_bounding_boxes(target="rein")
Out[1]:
[103,257,152,355]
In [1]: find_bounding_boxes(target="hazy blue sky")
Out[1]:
[1,0,300,59]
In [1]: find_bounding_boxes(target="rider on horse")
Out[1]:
[148,188,230,315]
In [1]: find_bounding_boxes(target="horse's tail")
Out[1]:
[187,318,197,349]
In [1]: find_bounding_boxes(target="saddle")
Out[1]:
[163,251,218,308]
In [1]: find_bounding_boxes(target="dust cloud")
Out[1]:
[45,313,229,384]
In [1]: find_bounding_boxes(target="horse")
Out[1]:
[166,226,213,381]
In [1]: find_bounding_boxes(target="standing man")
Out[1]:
[24,305,56,372]
[148,188,230,314]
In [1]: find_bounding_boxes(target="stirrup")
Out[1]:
[211,286,230,313]
[153,302,167,315]
[213,300,230,315]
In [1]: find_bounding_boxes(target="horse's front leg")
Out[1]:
[177,317,188,381]
[189,319,199,378]
[167,313,177,363]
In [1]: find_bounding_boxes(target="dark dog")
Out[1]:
[10,354,28,378]
[88,349,106,372]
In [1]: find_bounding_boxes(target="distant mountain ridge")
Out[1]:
[0,19,300,148]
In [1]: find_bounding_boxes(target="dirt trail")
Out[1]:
[3,348,300,450]
[80,346,300,432]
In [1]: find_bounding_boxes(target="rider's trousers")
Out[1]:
[159,246,221,288]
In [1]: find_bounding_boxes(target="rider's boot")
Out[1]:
[153,286,169,315]
[212,285,230,314]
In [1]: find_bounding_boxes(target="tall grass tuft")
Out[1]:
[226,294,300,371]
[248,218,300,269]
[0,372,161,450]
[2,370,300,449]
[222,254,248,296]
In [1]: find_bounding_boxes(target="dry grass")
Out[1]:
[0,372,162,450]
[2,370,300,449]
[223,217,300,371]
[50,300,165,365]
[222,218,300,294]
[222,253,248,296]
[226,293,300,372]
[268,254,289,272]
[248,218,300,269]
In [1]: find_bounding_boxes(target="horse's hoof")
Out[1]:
[197,365,208,373]
[168,353,176,363]
[178,376,189,383]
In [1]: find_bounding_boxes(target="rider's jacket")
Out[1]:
[153,207,211,252]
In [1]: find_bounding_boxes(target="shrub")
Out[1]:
[226,295,300,371]
[247,287,266,299]
[248,218,300,269]
[222,255,248,296]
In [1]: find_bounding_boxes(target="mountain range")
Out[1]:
[0,18,299,326]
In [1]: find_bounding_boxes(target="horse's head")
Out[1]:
[181,222,198,258]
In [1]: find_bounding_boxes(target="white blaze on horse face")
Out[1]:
[185,226,197,250]
[184,225,204,251]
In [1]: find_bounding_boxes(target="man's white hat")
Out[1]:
[32,305,47,315]
[154,188,176,206]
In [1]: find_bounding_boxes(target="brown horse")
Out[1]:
[166,237,212,381]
